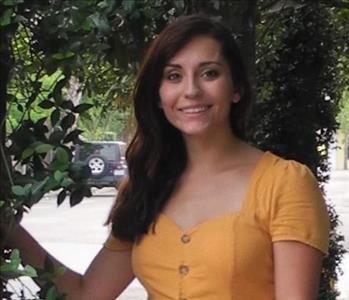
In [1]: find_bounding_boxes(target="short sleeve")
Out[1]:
[103,232,133,252]
[269,161,330,254]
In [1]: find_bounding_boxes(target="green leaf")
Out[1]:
[51,78,67,105]
[35,143,53,154]
[31,177,49,196]
[0,258,26,279]
[23,183,32,194]
[61,177,74,188]
[21,147,34,160]
[36,116,48,127]
[10,249,21,264]
[0,262,14,274]
[0,8,13,26]
[61,113,76,131]
[52,52,75,60]
[49,129,65,144]
[51,109,61,126]
[60,100,74,111]
[22,265,38,278]
[54,170,64,182]
[39,100,55,109]
[57,190,67,206]
[69,189,84,206]
[11,185,26,197]
[73,103,93,114]
[0,269,19,279]
[55,147,69,164]
[46,285,61,300]
[81,18,92,31]
[42,177,60,192]
[63,129,83,143]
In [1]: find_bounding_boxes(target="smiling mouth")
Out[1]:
[179,105,212,114]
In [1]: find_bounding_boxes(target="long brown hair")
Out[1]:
[108,14,252,242]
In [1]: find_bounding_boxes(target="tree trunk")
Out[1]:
[219,0,257,99]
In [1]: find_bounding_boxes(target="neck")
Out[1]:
[183,128,244,173]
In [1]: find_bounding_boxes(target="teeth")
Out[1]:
[181,106,210,113]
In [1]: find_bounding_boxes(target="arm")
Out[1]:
[7,225,134,300]
[273,241,324,300]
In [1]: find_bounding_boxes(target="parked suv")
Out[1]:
[74,141,127,188]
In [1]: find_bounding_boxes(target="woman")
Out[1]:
[7,14,329,299]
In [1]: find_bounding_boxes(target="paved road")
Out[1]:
[325,170,349,300]
[18,170,349,300]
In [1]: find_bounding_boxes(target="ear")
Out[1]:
[232,92,241,103]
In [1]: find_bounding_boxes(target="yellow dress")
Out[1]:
[104,151,330,300]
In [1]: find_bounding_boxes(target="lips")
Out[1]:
[179,105,212,114]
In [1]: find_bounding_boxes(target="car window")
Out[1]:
[78,143,120,161]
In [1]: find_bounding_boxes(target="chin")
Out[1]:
[179,126,211,137]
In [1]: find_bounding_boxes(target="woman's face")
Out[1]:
[159,35,240,138]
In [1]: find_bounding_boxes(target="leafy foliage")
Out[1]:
[251,2,348,299]
[0,249,37,280]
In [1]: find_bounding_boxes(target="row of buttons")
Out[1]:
[179,234,191,276]
[179,234,191,299]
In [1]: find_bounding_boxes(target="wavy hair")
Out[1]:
[108,14,251,242]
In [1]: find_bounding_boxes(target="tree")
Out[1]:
[250,2,348,299]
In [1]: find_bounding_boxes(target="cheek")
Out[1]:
[159,83,176,108]
[159,86,173,122]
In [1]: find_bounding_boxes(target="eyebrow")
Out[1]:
[164,61,223,69]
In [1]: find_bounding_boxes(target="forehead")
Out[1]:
[167,35,224,64]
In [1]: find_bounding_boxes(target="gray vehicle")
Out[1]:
[74,141,127,188]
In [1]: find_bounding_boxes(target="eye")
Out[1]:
[164,72,182,82]
[168,73,181,81]
[202,69,219,80]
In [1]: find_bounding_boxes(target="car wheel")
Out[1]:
[87,155,107,178]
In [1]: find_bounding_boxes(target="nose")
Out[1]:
[184,76,201,99]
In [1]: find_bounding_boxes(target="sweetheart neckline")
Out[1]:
[159,151,271,233]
